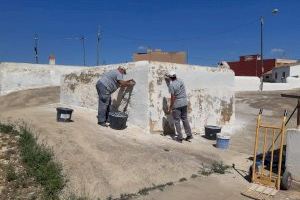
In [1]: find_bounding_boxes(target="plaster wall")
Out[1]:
[60,62,150,129]
[0,62,85,95]
[61,61,235,133]
[148,62,234,133]
[234,76,260,91]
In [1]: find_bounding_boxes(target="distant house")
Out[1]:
[133,49,187,64]
[272,63,300,83]
[227,55,297,77]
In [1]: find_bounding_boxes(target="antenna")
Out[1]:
[34,34,39,63]
[80,35,86,66]
[96,26,101,66]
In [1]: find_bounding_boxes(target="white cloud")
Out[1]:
[271,48,285,54]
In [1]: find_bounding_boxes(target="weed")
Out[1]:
[211,161,231,174]
[191,174,198,178]
[199,163,213,176]
[6,163,18,182]
[0,122,18,135]
[18,124,66,199]
[138,187,150,196]
[179,177,187,182]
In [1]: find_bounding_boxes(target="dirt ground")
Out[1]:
[0,87,299,199]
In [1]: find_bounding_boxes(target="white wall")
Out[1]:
[0,62,85,95]
[234,76,260,91]
[234,75,300,91]
[61,61,235,133]
[289,64,300,77]
[148,62,234,133]
[60,61,150,129]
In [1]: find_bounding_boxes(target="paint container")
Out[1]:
[56,107,73,122]
[109,112,128,130]
[205,125,221,140]
[216,134,230,149]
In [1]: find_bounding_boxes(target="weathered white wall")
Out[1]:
[234,76,260,91]
[60,61,150,129]
[61,61,235,133]
[148,62,234,133]
[0,62,85,95]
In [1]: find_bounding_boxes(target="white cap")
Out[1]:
[118,66,128,74]
[167,70,176,78]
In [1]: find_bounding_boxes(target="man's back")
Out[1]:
[169,79,188,108]
[99,70,123,93]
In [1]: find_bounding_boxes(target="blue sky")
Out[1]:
[0,0,299,66]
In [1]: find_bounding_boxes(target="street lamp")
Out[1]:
[259,8,279,91]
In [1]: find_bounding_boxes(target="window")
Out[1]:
[275,72,278,80]
[282,72,286,78]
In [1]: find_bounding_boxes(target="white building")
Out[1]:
[272,63,300,83]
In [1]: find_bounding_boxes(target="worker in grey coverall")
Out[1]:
[166,71,193,142]
[96,66,135,127]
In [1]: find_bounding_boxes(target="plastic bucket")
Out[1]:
[109,112,128,130]
[205,125,221,140]
[56,107,73,122]
[216,134,230,149]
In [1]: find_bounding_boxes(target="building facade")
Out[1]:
[272,64,300,83]
[227,55,298,77]
[133,49,187,64]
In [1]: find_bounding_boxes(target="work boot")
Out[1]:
[185,135,193,141]
[98,122,108,127]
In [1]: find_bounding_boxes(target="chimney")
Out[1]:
[49,55,56,65]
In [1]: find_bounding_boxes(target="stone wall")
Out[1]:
[0,62,85,95]
[61,61,235,133]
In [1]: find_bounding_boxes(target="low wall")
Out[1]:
[286,129,300,182]
[234,76,260,91]
[0,62,85,95]
[61,61,235,133]
[234,76,300,92]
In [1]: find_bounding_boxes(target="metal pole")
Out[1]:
[81,36,86,66]
[259,16,264,91]
[96,26,101,66]
[34,34,39,64]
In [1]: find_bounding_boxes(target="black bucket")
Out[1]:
[109,112,128,130]
[204,125,221,140]
[56,107,74,122]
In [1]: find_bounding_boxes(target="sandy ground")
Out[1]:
[0,87,299,199]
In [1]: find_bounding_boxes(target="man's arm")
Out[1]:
[118,79,135,87]
[169,94,175,112]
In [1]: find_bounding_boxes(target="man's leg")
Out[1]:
[97,84,110,124]
[172,108,183,140]
[105,96,112,123]
[181,106,192,137]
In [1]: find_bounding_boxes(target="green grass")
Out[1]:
[18,125,66,199]
[6,163,18,182]
[211,161,231,174]
[0,122,18,135]
[0,122,66,200]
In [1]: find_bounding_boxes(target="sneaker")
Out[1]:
[185,135,193,141]
[98,122,108,127]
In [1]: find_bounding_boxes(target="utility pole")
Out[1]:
[34,34,39,63]
[80,35,86,66]
[259,16,264,91]
[96,26,101,66]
